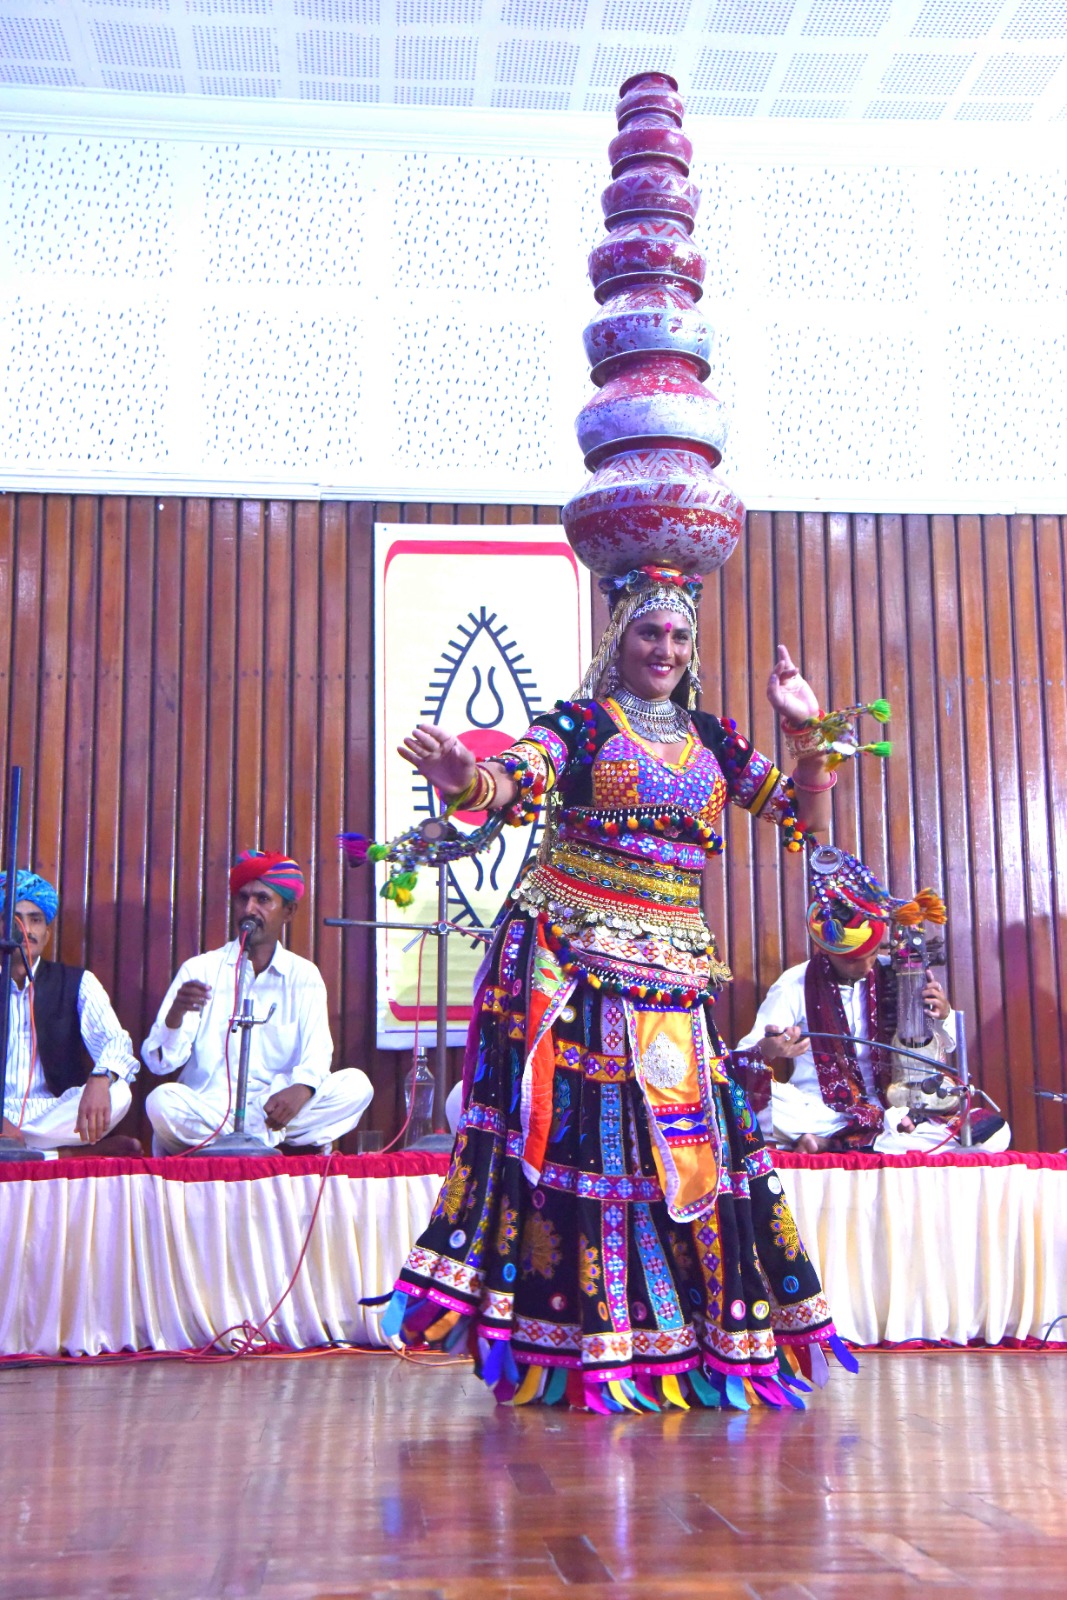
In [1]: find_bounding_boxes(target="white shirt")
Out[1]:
[736,959,956,1105]
[141,941,333,1100]
[3,963,138,1124]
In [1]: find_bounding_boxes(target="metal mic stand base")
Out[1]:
[0,1137,46,1162]
[198,1131,274,1157]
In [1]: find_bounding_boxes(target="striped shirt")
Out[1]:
[2,965,139,1126]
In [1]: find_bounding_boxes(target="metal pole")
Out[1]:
[434,863,448,1130]
[232,997,253,1136]
[0,768,44,1162]
[955,1008,973,1147]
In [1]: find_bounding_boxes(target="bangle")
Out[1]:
[791,770,837,794]
[447,763,497,813]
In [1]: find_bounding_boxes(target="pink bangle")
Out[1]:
[791,770,838,794]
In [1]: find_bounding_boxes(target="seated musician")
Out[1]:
[0,870,141,1155]
[733,881,1009,1154]
[142,850,372,1155]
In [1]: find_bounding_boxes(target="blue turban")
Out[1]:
[0,870,59,925]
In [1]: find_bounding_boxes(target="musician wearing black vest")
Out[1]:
[0,870,140,1155]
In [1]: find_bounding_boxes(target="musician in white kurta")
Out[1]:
[142,851,372,1154]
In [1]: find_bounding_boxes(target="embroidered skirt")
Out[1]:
[389,910,841,1412]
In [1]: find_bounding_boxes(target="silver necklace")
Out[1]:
[613,686,691,743]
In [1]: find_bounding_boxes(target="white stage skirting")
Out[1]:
[0,1150,1064,1357]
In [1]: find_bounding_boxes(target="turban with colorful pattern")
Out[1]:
[229,850,305,903]
[0,869,59,925]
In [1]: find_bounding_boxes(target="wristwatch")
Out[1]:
[90,1066,119,1083]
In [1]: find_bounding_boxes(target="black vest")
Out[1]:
[27,961,92,1096]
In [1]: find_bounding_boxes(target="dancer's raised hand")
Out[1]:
[766,644,820,726]
[398,724,476,796]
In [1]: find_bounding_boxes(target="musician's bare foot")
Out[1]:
[793,1133,823,1153]
[1,1118,25,1144]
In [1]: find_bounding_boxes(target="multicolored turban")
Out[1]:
[229,850,305,903]
[0,869,59,925]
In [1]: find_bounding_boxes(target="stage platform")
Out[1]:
[1,1149,1065,1358]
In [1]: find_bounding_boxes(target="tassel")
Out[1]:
[502,1342,521,1387]
[916,888,947,924]
[661,1374,691,1411]
[444,1316,471,1353]
[543,1367,569,1406]
[513,1365,546,1406]
[380,1290,409,1341]
[565,1371,586,1408]
[607,1380,642,1413]
[750,1377,785,1410]
[724,1374,750,1411]
[688,1368,722,1408]
[582,1379,613,1415]
[338,831,370,865]
[827,1334,860,1374]
[809,1342,830,1388]
[493,1378,517,1405]
[860,740,892,759]
[794,1344,813,1380]
[867,698,892,723]
[633,1375,662,1411]
[481,1340,507,1388]
[621,1378,658,1413]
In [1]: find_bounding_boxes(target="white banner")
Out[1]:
[374,525,589,1048]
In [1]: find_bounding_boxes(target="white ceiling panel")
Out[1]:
[1,0,1066,122]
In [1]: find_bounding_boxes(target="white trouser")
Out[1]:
[145,1068,373,1155]
[764,1083,1011,1153]
[873,1104,1012,1155]
[11,1080,133,1150]
[445,1080,463,1134]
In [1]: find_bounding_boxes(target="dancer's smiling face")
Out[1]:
[617,608,693,702]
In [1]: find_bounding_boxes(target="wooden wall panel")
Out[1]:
[0,495,1065,1148]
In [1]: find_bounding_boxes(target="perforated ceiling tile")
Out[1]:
[956,98,1033,118]
[686,92,759,112]
[692,48,775,92]
[201,74,280,92]
[945,170,1067,300]
[495,39,579,85]
[1003,1,1067,40]
[971,52,1063,95]
[582,88,616,110]
[590,41,675,86]
[864,97,946,117]
[392,154,556,295]
[779,51,865,93]
[203,144,366,282]
[397,0,483,21]
[201,308,365,473]
[802,0,891,37]
[2,299,169,470]
[501,0,588,27]
[770,96,847,115]
[297,29,378,75]
[0,16,71,58]
[396,34,478,80]
[601,0,691,31]
[101,68,186,91]
[295,0,378,19]
[491,84,571,106]
[299,76,379,96]
[89,1,172,10]
[705,0,795,33]
[188,2,275,14]
[393,314,555,478]
[89,20,181,69]
[193,24,279,72]
[879,51,973,94]
[395,83,475,102]
[0,62,78,84]
[11,134,175,278]
[910,0,1002,36]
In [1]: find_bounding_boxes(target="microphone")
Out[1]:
[237,917,258,939]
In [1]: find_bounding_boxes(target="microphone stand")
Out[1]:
[0,767,45,1162]
[326,861,492,1151]
[201,931,276,1156]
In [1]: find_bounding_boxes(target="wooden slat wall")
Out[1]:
[0,496,1064,1149]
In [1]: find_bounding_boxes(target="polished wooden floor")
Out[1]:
[1,1351,1064,1599]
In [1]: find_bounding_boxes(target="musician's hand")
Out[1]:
[76,1076,114,1144]
[923,970,951,1020]
[899,1116,916,1134]
[263,1084,314,1131]
[397,725,476,797]
[759,1024,810,1062]
[766,645,821,727]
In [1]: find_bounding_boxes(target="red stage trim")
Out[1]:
[0,1151,453,1184]
[774,1150,1067,1170]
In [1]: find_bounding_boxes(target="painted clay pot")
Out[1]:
[576,357,726,468]
[564,448,744,578]
[583,285,712,383]
[588,220,705,303]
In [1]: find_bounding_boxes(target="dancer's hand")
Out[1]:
[398,724,476,796]
[766,644,820,726]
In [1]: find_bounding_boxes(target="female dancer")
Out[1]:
[383,564,849,1413]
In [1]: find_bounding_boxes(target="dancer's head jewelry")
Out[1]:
[576,565,703,706]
